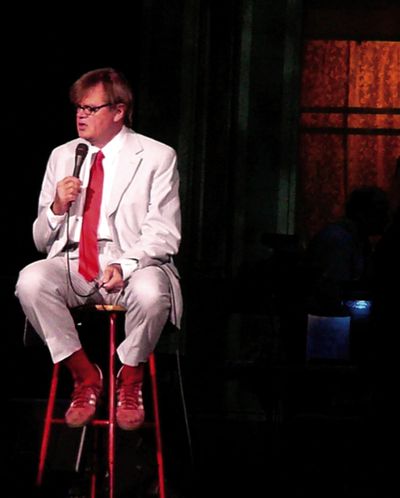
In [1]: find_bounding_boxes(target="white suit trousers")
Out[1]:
[15,253,171,366]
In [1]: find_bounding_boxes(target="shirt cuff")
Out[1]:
[47,206,66,230]
[110,258,139,280]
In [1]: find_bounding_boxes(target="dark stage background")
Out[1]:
[1,1,400,497]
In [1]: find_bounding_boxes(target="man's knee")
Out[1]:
[16,262,50,302]
[139,285,170,312]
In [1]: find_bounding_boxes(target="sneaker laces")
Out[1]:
[70,383,102,408]
[117,382,143,410]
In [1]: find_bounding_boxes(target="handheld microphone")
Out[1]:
[73,143,89,178]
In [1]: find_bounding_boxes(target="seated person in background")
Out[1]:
[369,161,400,369]
[363,162,400,491]
[303,186,390,316]
[371,158,400,308]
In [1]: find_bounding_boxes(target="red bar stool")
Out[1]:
[35,304,167,498]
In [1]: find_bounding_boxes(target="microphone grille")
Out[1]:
[76,143,89,157]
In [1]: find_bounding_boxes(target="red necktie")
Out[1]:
[78,150,104,281]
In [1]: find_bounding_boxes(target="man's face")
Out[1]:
[75,83,124,148]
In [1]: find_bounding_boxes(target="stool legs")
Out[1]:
[107,311,117,498]
[36,309,167,498]
[149,353,167,498]
[37,361,60,487]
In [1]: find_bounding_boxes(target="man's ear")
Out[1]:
[114,103,126,123]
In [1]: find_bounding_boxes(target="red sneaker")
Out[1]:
[65,365,103,428]
[116,369,145,431]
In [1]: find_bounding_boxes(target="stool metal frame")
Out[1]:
[36,304,166,498]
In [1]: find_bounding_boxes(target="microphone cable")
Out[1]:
[159,266,194,468]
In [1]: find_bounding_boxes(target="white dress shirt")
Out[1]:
[47,127,138,278]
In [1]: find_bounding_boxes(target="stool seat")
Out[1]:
[36,304,166,498]
[89,304,127,312]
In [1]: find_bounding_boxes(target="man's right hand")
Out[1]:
[51,176,82,215]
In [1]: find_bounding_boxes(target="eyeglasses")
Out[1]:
[75,103,113,116]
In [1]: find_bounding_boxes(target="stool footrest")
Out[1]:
[48,418,156,428]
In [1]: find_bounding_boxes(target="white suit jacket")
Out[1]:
[32,128,183,327]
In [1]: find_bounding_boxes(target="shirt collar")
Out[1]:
[88,125,128,160]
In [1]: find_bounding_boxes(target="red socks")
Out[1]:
[119,363,144,384]
[64,349,143,386]
[63,348,100,385]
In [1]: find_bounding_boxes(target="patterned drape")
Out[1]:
[298,40,400,243]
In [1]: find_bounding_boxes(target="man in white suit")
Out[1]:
[15,67,182,431]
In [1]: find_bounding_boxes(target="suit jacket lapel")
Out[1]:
[106,132,143,216]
